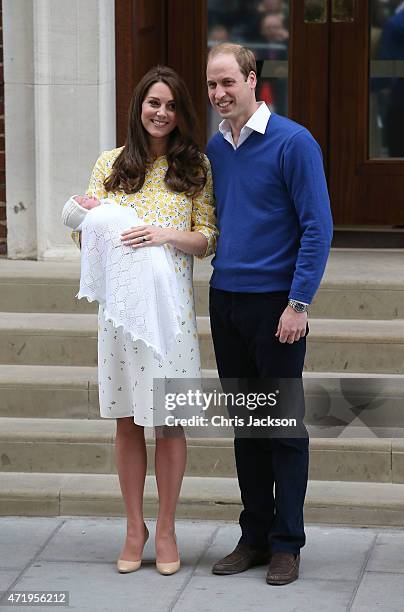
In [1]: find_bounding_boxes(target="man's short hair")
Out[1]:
[207,43,257,80]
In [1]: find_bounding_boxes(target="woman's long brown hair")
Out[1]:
[104,66,207,197]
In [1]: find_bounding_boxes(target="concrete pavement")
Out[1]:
[0,518,404,611]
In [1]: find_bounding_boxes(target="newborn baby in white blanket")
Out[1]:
[62,195,183,360]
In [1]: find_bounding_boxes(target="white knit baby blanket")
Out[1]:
[70,199,183,360]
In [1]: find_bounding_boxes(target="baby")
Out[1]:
[61,194,101,232]
[61,192,184,359]
[74,195,100,210]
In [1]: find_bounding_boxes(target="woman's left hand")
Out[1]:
[120,225,173,248]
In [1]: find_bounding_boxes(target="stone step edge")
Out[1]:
[2,274,404,291]
[2,473,404,526]
[2,253,404,288]
[193,278,404,291]
[0,313,404,343]
[0,416,402,451]
[1,364,403,387]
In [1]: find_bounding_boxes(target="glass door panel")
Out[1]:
[328,0,404,224]
[369,1,404,158]
[115,0,404,224]
[207,0,290,139]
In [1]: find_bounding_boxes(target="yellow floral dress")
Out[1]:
[81,147,217,426]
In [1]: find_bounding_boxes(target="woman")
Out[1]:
[69,66,217,575]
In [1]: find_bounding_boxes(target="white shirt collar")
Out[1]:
[219,102,271,150]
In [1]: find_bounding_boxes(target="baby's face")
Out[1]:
[74,195,100,209]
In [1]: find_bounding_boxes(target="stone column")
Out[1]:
[4,0,116,260]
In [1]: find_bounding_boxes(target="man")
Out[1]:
[206,43,333,585]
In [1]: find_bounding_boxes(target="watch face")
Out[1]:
[289,300,306,312]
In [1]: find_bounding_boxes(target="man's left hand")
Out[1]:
[276,306,308,344]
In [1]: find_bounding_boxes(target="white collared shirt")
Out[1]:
[219,101,271,150]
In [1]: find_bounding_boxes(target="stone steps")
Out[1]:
[1,365,404,428]
[0,364,219,420]
[0,312,403,373]
[1,249,404,319]
[1,417,403,483]
[2,471,404,526]
[0,312,98,367]
[0,364,99,419]
[0,250,402,525]
[303,318,404,374]
[195,249,404,320]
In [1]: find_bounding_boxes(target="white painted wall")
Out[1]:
[4,0,116,260]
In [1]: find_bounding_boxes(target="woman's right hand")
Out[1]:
[74,195,101,210]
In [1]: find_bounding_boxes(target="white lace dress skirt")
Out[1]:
[97,248,202,426]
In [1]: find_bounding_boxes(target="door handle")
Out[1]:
[304,0,328,23]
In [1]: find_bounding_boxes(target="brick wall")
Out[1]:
[0,0,6,255]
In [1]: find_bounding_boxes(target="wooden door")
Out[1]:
[116,0,404,225]
[115,0,167,145]
[291,0,404,225]
[115,0,207,148]
[329,0,404,225]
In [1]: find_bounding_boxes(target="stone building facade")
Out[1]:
[3,0,116,260]
[0,1,6,256]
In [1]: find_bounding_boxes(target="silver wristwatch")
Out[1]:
[288,299,309,313]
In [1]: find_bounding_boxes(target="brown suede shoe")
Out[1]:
[212,543,271,575]
[266,552,300,585]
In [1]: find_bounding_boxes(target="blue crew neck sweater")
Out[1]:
[206,113,333,304]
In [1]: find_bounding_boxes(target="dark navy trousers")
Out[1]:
[209,287,309,554]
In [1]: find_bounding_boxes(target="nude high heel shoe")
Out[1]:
[156,558,181,575]
[156,534,180,575]
[117,525,149,574]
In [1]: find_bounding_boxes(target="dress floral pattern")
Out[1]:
[80,147,217,426]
